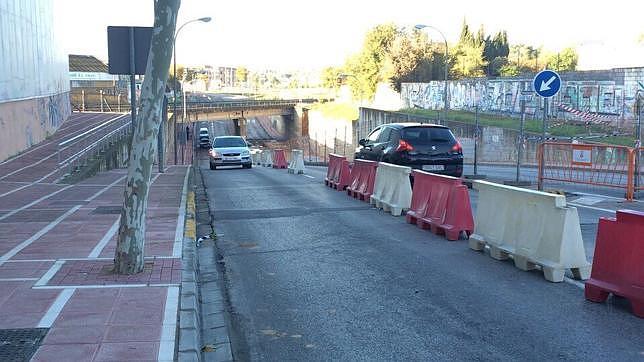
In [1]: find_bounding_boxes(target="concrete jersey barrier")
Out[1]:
[469,180,590,282]
[288,149,305,174]
[251,151,261,165]
[273,149,288,169]
[370,162,412,216]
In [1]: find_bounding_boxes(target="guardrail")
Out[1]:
[57,114,132,175]
[173,99,300,112]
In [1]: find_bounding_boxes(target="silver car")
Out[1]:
[208,136,252,170]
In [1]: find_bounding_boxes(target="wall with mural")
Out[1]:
[400,67,644,126]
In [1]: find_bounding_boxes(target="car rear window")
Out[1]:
[213,138,246,147]
[401,127,455,145]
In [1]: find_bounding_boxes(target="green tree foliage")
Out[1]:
[483,31,509,76]
[451,21,487,78]
[545,47,578,71]
[320,66,344,88]
[235,67,248,85]
[386,30,439,92]
[344,23,398,100]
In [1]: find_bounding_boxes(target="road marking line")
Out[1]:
[0,184,74,221]
[3,259,56,263]
[37,288,75,328]
[34,260,66,287]
[568,202,616,214]
[33,283,180,290]
[573,191,641,203]
[173,166,191,258]
[158,286,179,362]
[88,217,121,258]
[0,167,65,197]
[303,175,315,179]
[0,278,40,281]
[564,276,585,289]
[0,205,82,266]
[84,175,127,202]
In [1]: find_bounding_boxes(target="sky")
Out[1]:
[53,0,644,71]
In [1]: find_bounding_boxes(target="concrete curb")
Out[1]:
[195,166,234,362]
[178,186,203,362]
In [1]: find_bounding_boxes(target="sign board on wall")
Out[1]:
[571,145,592,166]
[107,26,152,75]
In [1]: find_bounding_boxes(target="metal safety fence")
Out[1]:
[537,142,636,200]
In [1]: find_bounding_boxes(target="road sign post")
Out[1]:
[533,70,562,142]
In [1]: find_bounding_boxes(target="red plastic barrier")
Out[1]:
[324,154,351,190]
[584,210,644,318]
[347,159,378,201]
[405,170,474,241]
[272,149,288,169]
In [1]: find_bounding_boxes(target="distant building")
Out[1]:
[68,55,129,111]
[0,0,71,161]
[217,67,237,88]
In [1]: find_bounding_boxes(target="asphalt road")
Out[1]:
[200,157,644,361]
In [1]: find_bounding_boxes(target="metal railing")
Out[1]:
[173,99,301,112]
[57,114,132,174]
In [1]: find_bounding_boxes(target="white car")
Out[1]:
[208,136,252,170]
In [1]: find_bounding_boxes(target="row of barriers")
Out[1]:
[321,153,643,318]
[538,142,643,200]
[253,149,306,175]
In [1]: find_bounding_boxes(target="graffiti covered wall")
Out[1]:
[401,67,644,125]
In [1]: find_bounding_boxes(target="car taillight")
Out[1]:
[396,139,414,152]
[451,141,462,154]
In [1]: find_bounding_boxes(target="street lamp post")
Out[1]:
[415,24,449,122]
[173,16,211,164]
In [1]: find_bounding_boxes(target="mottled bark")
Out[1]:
[114,0,181,274]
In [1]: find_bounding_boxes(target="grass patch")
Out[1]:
[402,108,635,146]
[310,102,359,121]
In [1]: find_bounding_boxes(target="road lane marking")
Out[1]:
[173,166,191,258]
[564,277,585,289]
[158,286,180,362]
[303,175,315,179]
[34,260,66,287]
[37,288,75,328]
[88,217,121,258]
[0,205,82,266]
[567,202,616,214]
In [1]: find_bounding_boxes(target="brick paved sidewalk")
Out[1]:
[0,164,190,361]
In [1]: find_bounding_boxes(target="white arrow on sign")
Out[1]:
[539,76,557,92]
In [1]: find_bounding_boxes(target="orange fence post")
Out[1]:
[626,148,635,201]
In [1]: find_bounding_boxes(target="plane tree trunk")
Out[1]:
[114,0,181,274]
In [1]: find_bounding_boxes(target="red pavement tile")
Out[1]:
[103,324,162,342]
[93,341,159,362]
[43,325,107,345]
[55,311,113,327]
[0,260,53,278]
[31,343,99,362]
[41,259,181,287]
[0,312,45,329]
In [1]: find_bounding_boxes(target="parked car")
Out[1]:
[355,123,463,177]
[208,136,252,170]
[198,127,210,148]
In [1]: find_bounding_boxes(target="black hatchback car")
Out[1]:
[355,123,463,177]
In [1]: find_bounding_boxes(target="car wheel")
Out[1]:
[243,164,252,169]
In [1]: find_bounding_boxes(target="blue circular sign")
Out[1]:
[533,70,561,98]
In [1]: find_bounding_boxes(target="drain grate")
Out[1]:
[91,205,122,214]
[0,328,49,362]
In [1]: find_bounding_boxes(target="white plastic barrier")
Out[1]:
[263,149,273,167]
[287,149,305,174]
[369,162,412,216]
[251,151,261,165]
[469,180,591,282]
